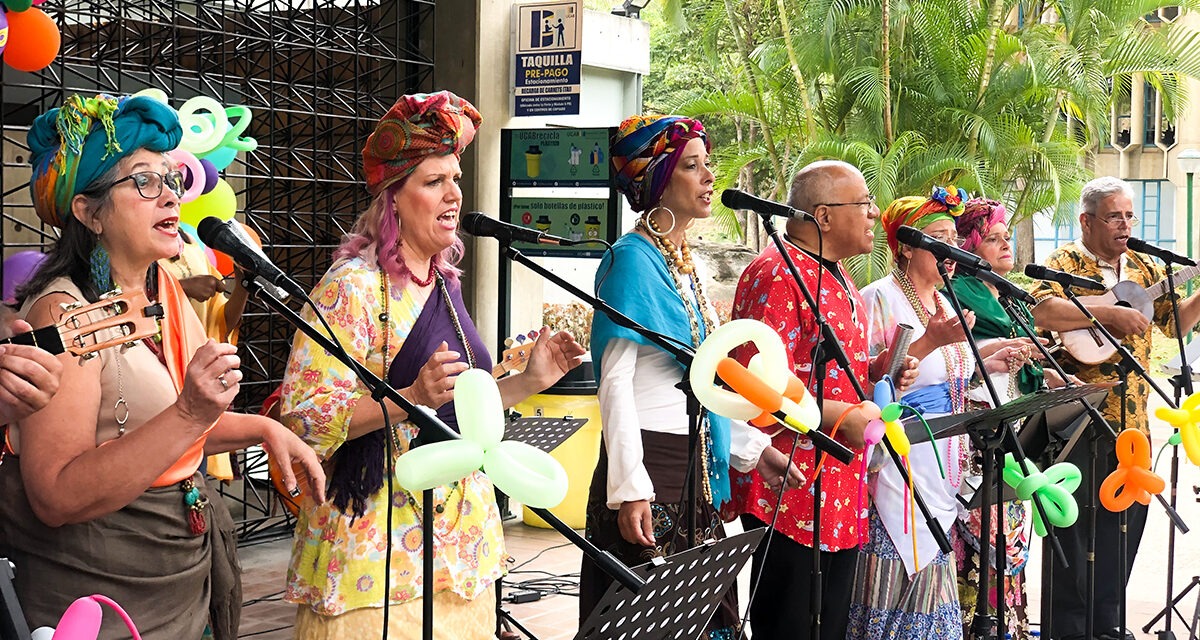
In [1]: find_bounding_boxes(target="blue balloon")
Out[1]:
[874,375,896,407]
[200,145,237,171]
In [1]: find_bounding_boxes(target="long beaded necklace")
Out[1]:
[640,216,719,504]
[893,267,971,488]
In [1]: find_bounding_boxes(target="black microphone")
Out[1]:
[1127,237,1196,266]
[1023,264,1107,292]
[459,212,578,245]
[720,189,816,223]
[956,262,1037,305]
[895,225,992,272]
[197,217,305,298]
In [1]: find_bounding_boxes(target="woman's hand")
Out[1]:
[0,319,62,424]
[522,327,586,392]
[923,305,974,349]
[618,499,655,547]
[983,343,1032,374]
[175,339,241,428]
[260,419,327,504]
[406,342,470,409]
[755,446,805,493]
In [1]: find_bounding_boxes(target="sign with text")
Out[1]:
[504,197,614,257]
[512,0,582,117]
[504,128,611,187]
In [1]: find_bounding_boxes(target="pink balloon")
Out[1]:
[203,246,217,268]
[167,149,206,203]
[863,419,886,446]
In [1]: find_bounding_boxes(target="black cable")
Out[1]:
[240,590,286,607]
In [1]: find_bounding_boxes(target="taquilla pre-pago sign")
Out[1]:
[512,0,582,117]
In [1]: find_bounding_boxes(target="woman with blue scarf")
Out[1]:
[848,190,1011,639]
[577,115,799,637]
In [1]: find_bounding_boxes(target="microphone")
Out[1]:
[459,212,577,246]
[895,225,992,272]
[1127,237,1196,266]
[956,262,1038,306]
[720,189,816,223]
[1023,264,1107,292]
[196,217,304,299]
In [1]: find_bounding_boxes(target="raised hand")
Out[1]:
[407,342,470,409]
[176,339,241,427]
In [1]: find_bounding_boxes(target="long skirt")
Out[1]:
[956,501,1031,640]
[846,507,963,640]
[294,585,497,639]
[0,456,241,640]
[578,430,739,639]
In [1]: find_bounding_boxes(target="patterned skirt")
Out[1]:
[846,507,963,640]
[578,430,739,639]
[955,501,1031,640]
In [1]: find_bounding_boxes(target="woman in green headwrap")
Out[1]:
[0,94,325,640]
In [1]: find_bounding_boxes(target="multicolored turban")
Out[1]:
[881,185,968,260]
[28,94,182,228]
[610,115,708,212]
[362,91,482,195]
[956,197,1008,253]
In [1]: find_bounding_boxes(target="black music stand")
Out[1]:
[1,559,31,640]
[504,416,588,454]
[576,528,765,640]
[902,384,1115,445]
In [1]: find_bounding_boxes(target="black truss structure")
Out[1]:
[1,0,436,415]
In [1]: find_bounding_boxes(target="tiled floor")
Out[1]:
[235,395,1200,639]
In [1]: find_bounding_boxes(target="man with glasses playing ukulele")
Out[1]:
[1030,176,1200,640]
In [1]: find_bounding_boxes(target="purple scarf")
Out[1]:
[327,276,493,516]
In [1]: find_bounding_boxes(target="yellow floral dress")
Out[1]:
[1029,242,1179,435]
[280,257,505,617]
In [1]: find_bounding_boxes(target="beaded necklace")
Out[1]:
[639,216,719,504]
[892,267,971,487]
[409,261,436,287]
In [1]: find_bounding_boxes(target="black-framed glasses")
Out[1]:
[112,170,186,199]
[817,194,877,209]
[1086,212,1139,227]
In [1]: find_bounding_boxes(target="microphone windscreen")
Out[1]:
[895,225,923,246]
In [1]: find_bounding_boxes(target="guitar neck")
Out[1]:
[1,325,65,356]
[1147,264,1200,300]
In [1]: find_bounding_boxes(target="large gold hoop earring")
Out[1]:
[643,206,676,238]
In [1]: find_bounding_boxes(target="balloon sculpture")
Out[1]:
[1,1,61,73]
[1002,453,1081,537]
[392,368,569,509]
[1155,390,1200,466]
[32,594,142,640]
[1099,429,1165,512]
[2,250,46,303]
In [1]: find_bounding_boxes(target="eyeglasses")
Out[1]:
[928,232,967,248]
[112,170,186,200]
[817,194,877,210]
[1086,212,1139,227]
[981,233,1012,246]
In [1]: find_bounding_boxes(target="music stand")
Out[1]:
[575,528,765,640]
[504,416,588,454]
[0,559,31,640]
[901,384,1115,445]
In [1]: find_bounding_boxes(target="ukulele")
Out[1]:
[267,332,539,516]
[7,289,163,358]
[1058,263,1200,364]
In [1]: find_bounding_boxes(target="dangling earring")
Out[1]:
[642,206,676,238]
[90,242,113,293]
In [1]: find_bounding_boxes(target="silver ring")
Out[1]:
[218,373,230,390]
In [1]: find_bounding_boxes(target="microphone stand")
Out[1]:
[755,215,951,640]
[938,263,1069,640]
[237,275,646,640]
[1159,261,1193,640]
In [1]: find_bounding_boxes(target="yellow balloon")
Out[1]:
[180,179,237,227]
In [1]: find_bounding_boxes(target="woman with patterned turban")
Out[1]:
[279,91,584,638]
[578,115,801,636]
[949,197,1061,640]
[0,93,325,639]
[847,188,1012,640]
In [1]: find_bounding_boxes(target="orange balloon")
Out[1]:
[238,222,262,248]
[3,7,60,72]
[212,250,235,277]
[1099,429,1166,512]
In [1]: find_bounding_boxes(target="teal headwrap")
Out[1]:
[29,94,182,227]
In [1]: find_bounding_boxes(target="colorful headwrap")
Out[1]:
[881,185,968,259]
[956,197,1008,253]
[362,91,482,195]
[28,94,182,228]
[610,115,708,212]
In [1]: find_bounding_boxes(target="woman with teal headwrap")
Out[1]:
[0,94,325,639]
[578,115,801,637]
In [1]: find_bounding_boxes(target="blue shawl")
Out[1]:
[591,233,732,508]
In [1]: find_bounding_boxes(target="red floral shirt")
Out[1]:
[727,242,870,551]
